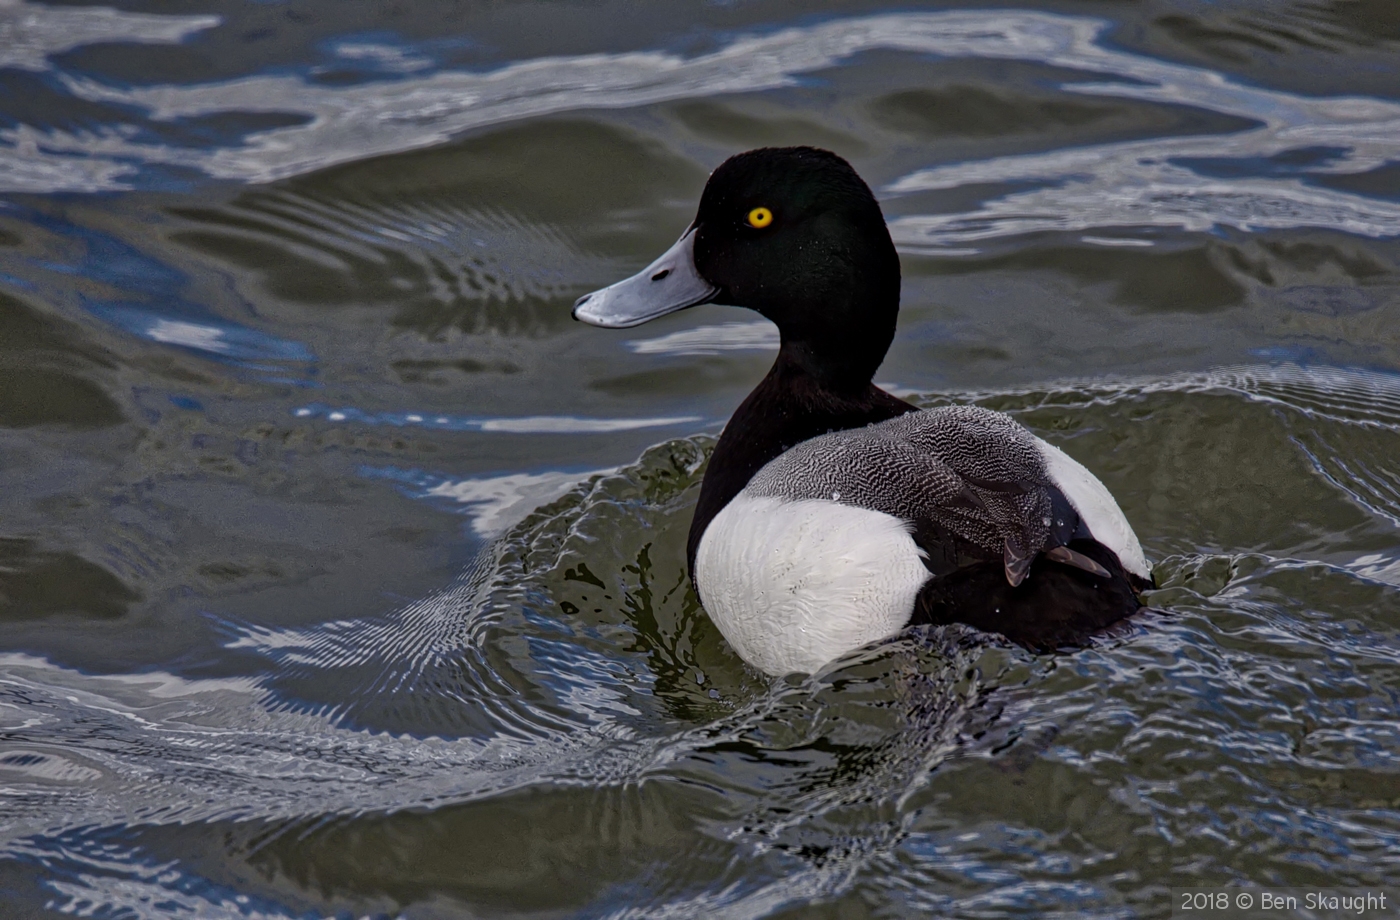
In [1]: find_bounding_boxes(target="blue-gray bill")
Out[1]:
[572,228,719,328]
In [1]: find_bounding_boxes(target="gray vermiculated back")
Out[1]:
[742,405,1055,559]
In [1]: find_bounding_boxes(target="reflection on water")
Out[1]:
[6,8,1399,252]
[627,320,780,356]
[1,0,1399,915]
[0,2,216,73]
[0,6,1395,258]
[293,403,702,434]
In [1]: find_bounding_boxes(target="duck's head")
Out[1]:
[573,146,900,390]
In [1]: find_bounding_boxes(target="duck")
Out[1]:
[572,146,1152,677]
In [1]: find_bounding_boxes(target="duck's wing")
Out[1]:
[742,405,1148,588]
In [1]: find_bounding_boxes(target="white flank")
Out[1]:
[1036,438,1150,579]
[695,495,930,676]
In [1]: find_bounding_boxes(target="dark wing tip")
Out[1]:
[1003,539,1034,587]
[1045,545,1113,579]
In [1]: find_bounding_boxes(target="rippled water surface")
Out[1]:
[2,0,1399,916]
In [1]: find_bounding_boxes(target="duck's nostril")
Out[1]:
[651,269,671,281]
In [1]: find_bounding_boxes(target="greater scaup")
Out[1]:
[573,146,1152,676]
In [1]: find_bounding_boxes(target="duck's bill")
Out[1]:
[572,228,719,328]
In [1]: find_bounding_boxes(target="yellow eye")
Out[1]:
[747,206,773,229]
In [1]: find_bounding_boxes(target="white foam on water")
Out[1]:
[1350,553,1400,588]
[145,319,231,354]
[0,1,217,73]
[293,403,702,433]
[425,468,615,537]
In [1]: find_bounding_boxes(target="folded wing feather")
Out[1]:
[742,405,1135,586]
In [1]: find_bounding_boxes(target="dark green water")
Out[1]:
[1,1,1399,916]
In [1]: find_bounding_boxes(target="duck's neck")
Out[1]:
[686,345,916,575]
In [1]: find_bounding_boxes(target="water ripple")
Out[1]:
[292,402,702,433]
[884,16,1400,248]
[360,465,615,538]
[0,1,217,74]
[189,192,609,320]
[627,321,780,356]
[4,366,1400,912]
[3,7,1396,264]
[948,363,1400,432]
